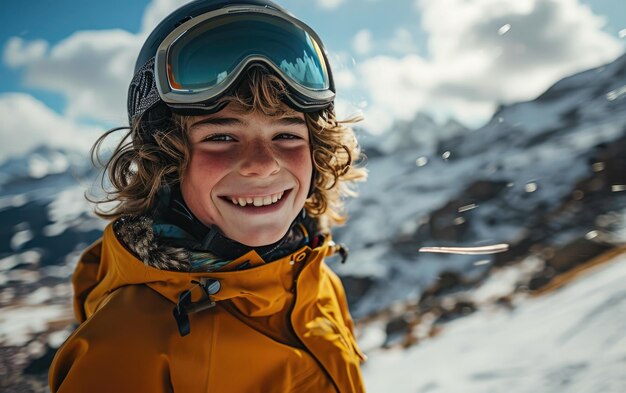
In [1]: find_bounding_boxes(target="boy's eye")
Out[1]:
[203,134,235,143]
[274,133,303,141]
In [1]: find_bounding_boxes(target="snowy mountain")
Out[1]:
[0,145,91,189]
[359,112,470,156]
[331,52,626,318]
[1,52,625,391]
[0,146,104,270]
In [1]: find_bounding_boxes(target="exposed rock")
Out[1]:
[527,270,556,291]
[0,346,48,393]
[545,238,614,273]
[24,344,57,375]
[427,180,510,243]
[383,313,414,348]
[434,299,477,324]
[420,271,466,300]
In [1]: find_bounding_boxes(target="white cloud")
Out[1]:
[354,0,624,131]
[1,0,189,126]
[4,29,142,124]
[354,27,419,57]
[353,29,374,55]
[334,68,358,89]
[0,0,190,163]
[3,37,48,68]
[0,93,102,163]
[388,28,419,55]
[317,0,345,10]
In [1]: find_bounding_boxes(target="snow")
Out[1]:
[0,145,93,192]
[0,250,41,271]
[0,305,69,346]
[28,151,69,179]
[361,253,626,393]
[25,287,53,305]
[470,256,543,304]
[332,52,626,317]
[10,229,33,251]
[0,193,28,211]
[48,327,73,348]
[44,185,96,237]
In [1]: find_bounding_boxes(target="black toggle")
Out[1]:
[172,279,220,337]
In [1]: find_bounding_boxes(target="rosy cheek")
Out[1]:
[189,148,235,174]
[282,146,313,181]
[183,150,224,200]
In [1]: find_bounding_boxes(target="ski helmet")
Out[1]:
[127,0,336,125]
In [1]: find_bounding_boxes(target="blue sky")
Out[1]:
[0,0,624,161]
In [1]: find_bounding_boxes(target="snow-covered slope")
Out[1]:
[362,252,626,393]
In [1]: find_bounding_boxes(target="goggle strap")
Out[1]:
[128,57,161,125]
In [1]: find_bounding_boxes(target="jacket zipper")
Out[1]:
[287,255,342,393]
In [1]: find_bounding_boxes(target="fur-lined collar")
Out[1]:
[114,215,194,271]
[113,214,317,272]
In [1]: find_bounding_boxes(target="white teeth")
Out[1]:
[230,191,286,207]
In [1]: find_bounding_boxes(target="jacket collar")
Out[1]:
[74,224,336,323]
[113,212,318,272]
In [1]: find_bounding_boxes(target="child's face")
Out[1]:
[180,103,312,247]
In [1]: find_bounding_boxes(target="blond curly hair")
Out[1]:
[90,66,367,231]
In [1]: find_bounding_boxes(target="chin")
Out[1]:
[241,234,285,247]
[228,228,288,248]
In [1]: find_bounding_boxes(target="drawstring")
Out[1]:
[328,241,349,264]
[173,278,221,337]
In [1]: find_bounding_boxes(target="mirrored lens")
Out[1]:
[167,14,330,91]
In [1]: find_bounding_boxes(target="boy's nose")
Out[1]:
[239,141,280,177]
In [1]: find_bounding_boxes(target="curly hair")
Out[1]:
[90,66,367,231]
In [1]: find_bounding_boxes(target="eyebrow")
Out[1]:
[276,116,307,126]
[191,117,242,128]
[190,116,306,129]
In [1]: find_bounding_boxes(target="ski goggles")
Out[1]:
[150,5,335,115]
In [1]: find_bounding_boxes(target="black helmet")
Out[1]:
[127,0,336,125]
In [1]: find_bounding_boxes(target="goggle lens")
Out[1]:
[167,14,330,92]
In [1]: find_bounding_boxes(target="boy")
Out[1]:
[49,1,367,392]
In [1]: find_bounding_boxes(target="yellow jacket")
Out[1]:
[49,224,366,393]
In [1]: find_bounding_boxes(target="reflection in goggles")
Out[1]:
[279,50,325,88]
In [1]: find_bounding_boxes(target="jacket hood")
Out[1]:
[73,223,336,324]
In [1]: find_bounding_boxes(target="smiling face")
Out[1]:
[180,103,313,247]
